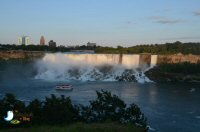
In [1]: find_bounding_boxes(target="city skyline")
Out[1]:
[0,0,200,46]
[18,36,30,45]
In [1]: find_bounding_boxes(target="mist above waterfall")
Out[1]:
[34,53,156,83]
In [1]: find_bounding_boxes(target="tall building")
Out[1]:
[18,37,22,45]
[87,42,96,47]
[48,40,56,47]
[40,36,45,45]
[18,36,30,45]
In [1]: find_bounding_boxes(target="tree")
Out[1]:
[41,94,79,125]
[80,90,147,127]
[27,99,42,124]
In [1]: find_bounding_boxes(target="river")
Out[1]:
[0,53,200,132]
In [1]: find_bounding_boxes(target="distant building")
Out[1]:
[87,42,96,47]
[49,40,56,47]
[40,36,45,45]
[18,36,30,45]
[18,37,22,45]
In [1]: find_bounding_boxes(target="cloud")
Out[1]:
[125,21,132,24]
[193,11,200,16]
[161,36,200,40]
[155,9,170,13]
[149,16,183,24]
[124,21,137,25]
[162,9,170,12]
[156,19,182,24]
[150,16,165,20]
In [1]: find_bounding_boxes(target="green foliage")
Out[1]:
[26,99,42,123]
[122,104,147,127]
[41,94,79,125]
[95,41,200,55]
[1,41,200,54]
[91,90,126,121]
[0,94,26,127]
[80,90,126,122]
[0,91,147,129]
[0,44,71,52]
[80,90,147,127]
[158,62,200,74]
[0,94,26,114]
[145,62,200,82]
[0,44,96,52]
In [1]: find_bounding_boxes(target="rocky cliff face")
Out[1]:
[139,54,151,67]
[145,66,200,83]
[146,54,200,83]
[0,51,45,60]
[157,54,200,64]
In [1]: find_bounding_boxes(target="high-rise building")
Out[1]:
[18,37,22,45]
[18,36,30,45]
[40,36,45,45]
[87,42,96,47]
[48,40,56,47]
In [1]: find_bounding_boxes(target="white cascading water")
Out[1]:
[151,55,158,67]
[34,53,156,83]
[121,55,140,69]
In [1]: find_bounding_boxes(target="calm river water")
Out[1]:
[0,61,200,132]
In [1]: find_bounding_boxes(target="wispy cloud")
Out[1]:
[125,21,132,24]
[193,11,200,16]
[155,9,170,13]
[149,16,183,24]
[124,21,137,25]
[161,36,200,40]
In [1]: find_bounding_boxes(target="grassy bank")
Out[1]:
[2,123,146,132]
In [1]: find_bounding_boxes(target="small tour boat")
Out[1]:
[55,84,73,90]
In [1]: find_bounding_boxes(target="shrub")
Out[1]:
[0,91,147,128]
[0,94,26,127]
[29,94,79,125]
[80,90,147,127]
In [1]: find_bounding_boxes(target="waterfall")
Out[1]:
[121,55,140,69]
[44,54,140,68]
[151,55,158,67]
[63,54,120,65]
[34,53,153,83]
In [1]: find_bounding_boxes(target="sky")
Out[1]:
[0,0,200,47]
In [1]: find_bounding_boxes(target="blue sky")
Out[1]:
[0,0,200,46]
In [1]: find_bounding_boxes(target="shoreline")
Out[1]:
[0,50,45,60]
[145,64,200,83]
